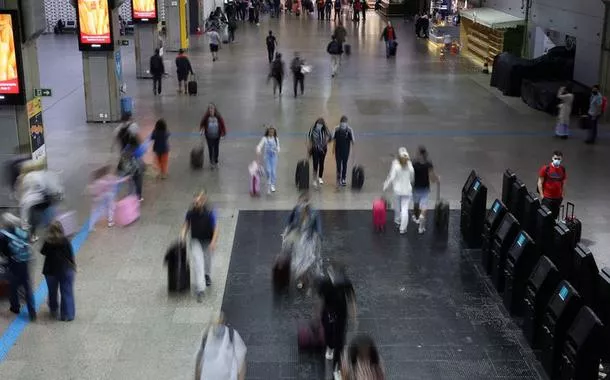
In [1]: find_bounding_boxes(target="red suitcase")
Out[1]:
[297,319,325,350]
[372,198,386,231]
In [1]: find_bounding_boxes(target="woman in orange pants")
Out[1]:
[151,118,170,178]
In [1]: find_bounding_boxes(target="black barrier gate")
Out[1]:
[481,199,507,274]
[503,231,540,316]
[460,176,487,248]
[490,214,520,292]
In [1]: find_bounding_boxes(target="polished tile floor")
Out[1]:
[0,9,608,379]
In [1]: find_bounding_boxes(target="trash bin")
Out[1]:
[121,97,133,118]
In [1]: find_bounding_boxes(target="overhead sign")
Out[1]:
[34,88,52,97]
[27,97,46,162]
[76,0,114,51]
[0,11,25,105]
[131,0,159,24]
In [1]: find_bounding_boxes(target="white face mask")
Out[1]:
[315,123,322,130]
[552,159,561,167]
[340,122,347,128]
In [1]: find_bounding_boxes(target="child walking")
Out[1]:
[88,166,129,230]
[257,126,280,194]
[151,118,171,178]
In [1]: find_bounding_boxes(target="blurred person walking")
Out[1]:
[117,145,144,201]
[181,191,219,302]
[0,213,36,321]
[411,146,437,234]
[113,112,141,151]
[149,48,165,96]
[256,126,281,194]
[87,166,129,230]
[151,118,171,178]
[383,147,414,234]
[340,334,385,380]
[200,103,227,169]
[307,118,332,187]
[266,30,278,63]
[40,222,76,321]
[331,116,355,187]
[585,84,604,144]
[291,52,307,98]
[555,86,573,139]
[175,49,194,95]
[269,52,285,96]
[380,21,397,58]
[207,28,222,62]
[327,35,343,77]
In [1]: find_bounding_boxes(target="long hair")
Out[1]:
[47,221,66,244]
[348,334,382,367]
[154,118,167,134]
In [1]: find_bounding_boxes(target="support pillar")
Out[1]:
[81,8,123,122]
[0,0,44,206]
[135,24,160,79]
[600,0,610,121]
[165,0,190,52]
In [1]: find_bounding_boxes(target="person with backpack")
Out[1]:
[151,118,171,179]
[585,84,604,144]
[200,103,227,169]
[327,35,343,77]
[269,52,285,96]
[0,213,36,321]
[266,30,278,63]
[308,118,332,187]
[40,221,76,321]
[149,48,165,96]
[383,147,415,234]
[181,190,219,302]
[175,49,194,95]
[411,146,437,234]
[331,116,355,187]
[113,113,141,152]
[256,126,281,194]
[317,262,357,379]
[291,52,306,98]
[537,150,566,220]
[380,21,397,58]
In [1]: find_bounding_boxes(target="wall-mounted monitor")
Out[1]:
[131,0,159,24]
[0,10,25,106]
[76,0,114,51]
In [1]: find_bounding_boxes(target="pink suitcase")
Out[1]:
[297,319,325,350]
[55,211,78,237]
[114,195,140,226]
[373,198,387,231]
[248,161,262,197]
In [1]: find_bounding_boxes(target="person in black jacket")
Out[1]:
[149,48,165,96]
[40,221,76,321]
[269,52,285,96]
[290,52,306,98]
[175,49,194,95]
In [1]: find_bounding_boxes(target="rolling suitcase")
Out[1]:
[351,165,364,190]
[562,202,582,244]
[372,198,386,231]
[164,241,190,292]
[297,319,325,350]
[434,182,449,233]
[295,160,309,190]
[188,78,198,96]
[54,211,78,237]
[115,195,140,226]
[190,146,204,169]
[249,161,262,196]
[343,44,351,56]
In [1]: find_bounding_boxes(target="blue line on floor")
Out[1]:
[0,221,91,362]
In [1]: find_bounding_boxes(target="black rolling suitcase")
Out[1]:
[188,76,198,96]
[295,159,309,190]
[562,202,582,244]
[351,165,364,190]
[343,44,351,56]
[190,146,204,169]
[164,241,190,292]
[434,182,449,233]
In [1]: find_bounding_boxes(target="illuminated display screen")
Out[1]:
[132,0,158,23]
[77,0,114,51]
[558,286,569,301]
[516,233,526,247]
[0,11,25,105]
[492,200,500,213]
[472,180,480,191]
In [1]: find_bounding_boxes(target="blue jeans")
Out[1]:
[265,152,278,186]
[46,269,75,320]
[9,262,36,317]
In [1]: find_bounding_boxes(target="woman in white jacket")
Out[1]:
[555,86,574,139]
[383,147,415,234]
[256,126,280,194]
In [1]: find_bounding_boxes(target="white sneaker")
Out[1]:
[313,178,318,187]
[411,215,420,224]
[399,228,407,234]
[325,347,334,360]
[333,370,342,380]
[271,185,276,192]
[107,221,115,228]
[318,177,324,184]
[418,224,426,234]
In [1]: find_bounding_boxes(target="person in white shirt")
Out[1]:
[256,126,280,194]
[383,147,415,234]
[208,29,221,62]
[555,86,574,139]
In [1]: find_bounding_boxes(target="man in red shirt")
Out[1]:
[537,150,566,219]
[380,21,396,58]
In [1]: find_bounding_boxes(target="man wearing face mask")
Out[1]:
[537,151,566,220]
[331,116,355,187]
[585,84,604,144]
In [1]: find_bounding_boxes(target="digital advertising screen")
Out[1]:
[0,10,25,105]
[76,0,114,51]
[131,0,158,24]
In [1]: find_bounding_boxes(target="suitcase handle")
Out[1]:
[565,201,575,220]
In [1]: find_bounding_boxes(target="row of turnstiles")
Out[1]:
[459,170,610,380]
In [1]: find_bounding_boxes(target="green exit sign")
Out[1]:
[34,88,52,97]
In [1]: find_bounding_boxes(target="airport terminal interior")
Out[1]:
[1,4,610,380]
